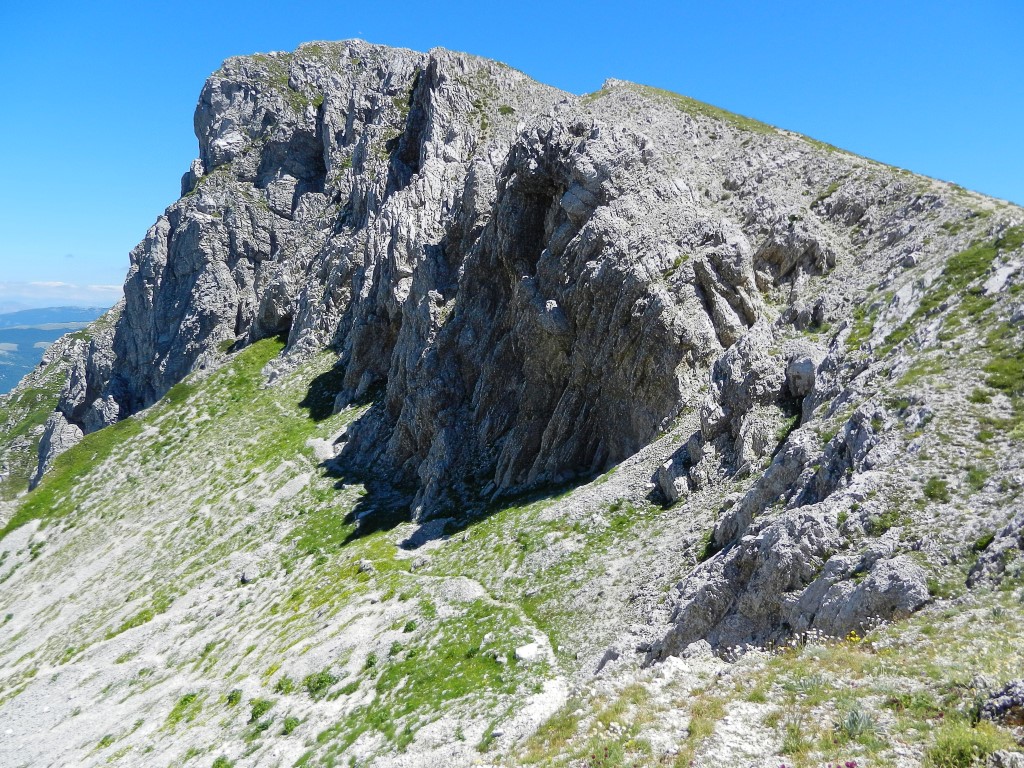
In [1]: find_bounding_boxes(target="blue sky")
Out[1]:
[0,0,1021,309]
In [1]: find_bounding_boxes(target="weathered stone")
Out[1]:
[785,355,817,398]
[988,751,1024,768]
[30,413,83,489]
[982,680,1024,727]
[515,643,541,662]
[27,42,1024,682]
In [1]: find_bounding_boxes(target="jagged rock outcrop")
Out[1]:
[983,680,1024,727]
[31,412,83,487]
[969,510,1024,587]
[26,306,121,487]
[36,41,564,465]
[651,356,933,656]
[340,115,742,514]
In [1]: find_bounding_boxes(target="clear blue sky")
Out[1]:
[0,0,1021,309]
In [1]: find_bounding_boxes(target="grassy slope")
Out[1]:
[0,339,567,767]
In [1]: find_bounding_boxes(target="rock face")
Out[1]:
[38,41,565,466]
[983,680,1024,727]
[31,412,83,487]
[34,40,1024,660]
[340,114,736,514]
[988,752,1024,768]
[969,510,1024,586]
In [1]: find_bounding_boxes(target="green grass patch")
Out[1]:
[925,719,1017,768]
[165,692,202,729]
[966,466,990,492]
[813,180,842,207]
[923,477,951,503]
[248,698,275,723]
[273,675,295,694]
[880,226,1024,355]
[303,669,337,700]
[626,84,776,135]
[846,301,877,349]
[899,357,945,387]
[867,507,906,535]
[306,598,538,761]
[2,416,144,538]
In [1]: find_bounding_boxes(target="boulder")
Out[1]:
[982,680,1024,727]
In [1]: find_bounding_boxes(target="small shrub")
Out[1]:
[698,529,719,561]
[364,652,378,669]
[211,758,234,768]
[746,685,768,703]
[925,720,1016,768]
[924,476,950,503]
[966,466,989,492]
[302,669,337,700]
[972,532,996,552]
[166,692,201,728]
[273,675,295,694]
[226,689,242,707]
[835,708,877,742]
[927,575,961,599]
[248,698,274,723]
[97,734,115,748]
[781,714,812,756]
[867,508,904,535]
[786,674,826,695]
[777,414,800,443]
[403,619,417,633]
[884,691,941,719]
[282,715,300,735]
[971,388,993,404]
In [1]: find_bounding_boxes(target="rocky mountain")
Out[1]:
[1,40,1022,768]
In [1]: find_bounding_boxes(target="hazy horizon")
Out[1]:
[0,285,120,314]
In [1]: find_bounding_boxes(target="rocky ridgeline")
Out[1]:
[31,40,1024,660]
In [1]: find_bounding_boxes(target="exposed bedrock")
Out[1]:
[340,115,760,514]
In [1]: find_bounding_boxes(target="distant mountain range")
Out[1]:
[0,306,107,330]
[0,306,107,394]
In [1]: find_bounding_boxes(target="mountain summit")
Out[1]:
[1,41,1023,768]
